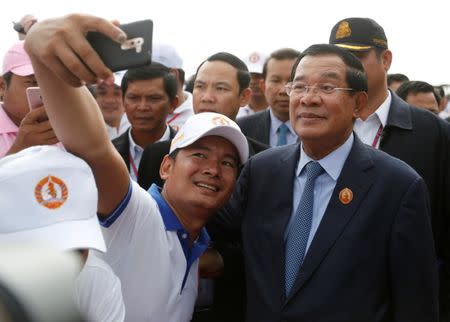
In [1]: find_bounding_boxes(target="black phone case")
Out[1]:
[86,19,153,72]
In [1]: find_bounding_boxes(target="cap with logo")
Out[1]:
[329,17,388,51]
[0,145,106,253]
[2,40,34,76]
[152,43,183,69]
[242,51,268,74]
[170,112,249,164]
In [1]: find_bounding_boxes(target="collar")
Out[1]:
[0,104,19,134]
[128,126,170,158]
[296,133,354,181]
[269,107,295,136]
[173,91,193,114]
[363,90,391,128]
[149,184,210,243]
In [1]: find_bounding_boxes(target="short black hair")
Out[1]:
[262,48,301,80]
[388,73,409,86]
[396,81,436,101]
[290,44,368,93]
[121,63,177,100]
[195,52,250,94]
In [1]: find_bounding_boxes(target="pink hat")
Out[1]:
[2,41,34,76]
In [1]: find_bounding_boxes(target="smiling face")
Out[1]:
[160,135,239,221]
[95,83,124,127]
[289,54,367,158]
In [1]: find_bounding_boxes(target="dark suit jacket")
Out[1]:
[137,135,267,322]
[237,109,271,145]
[210,137,438,322]
[112,126,176,172]
[138,136,268,190]
[380,92,450,318]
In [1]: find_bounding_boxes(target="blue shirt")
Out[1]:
[284,133,354,254]
[269,108,298,147]
[149,184,210,288]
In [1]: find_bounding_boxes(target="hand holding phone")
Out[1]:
[26,87,43,110]
[87,20,153,72]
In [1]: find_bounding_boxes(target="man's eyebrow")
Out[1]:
[294,71,341,82]
[188,144,239,163]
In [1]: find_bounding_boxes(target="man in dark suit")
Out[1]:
[208,44,438,321]
[329,18,450,320]
[112,64,178,181]
[237,48,300,147]
[137,52,267,322]
[138,52,268,189]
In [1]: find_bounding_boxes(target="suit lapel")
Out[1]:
[266,145,300,304]
[285,138,375,304]
[261,109,271,145]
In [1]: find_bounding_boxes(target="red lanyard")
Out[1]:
[371,124,383,148]
[167,113,181,124]
[129,154,139,178]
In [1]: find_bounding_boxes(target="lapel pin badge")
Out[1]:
[339,188,353,205]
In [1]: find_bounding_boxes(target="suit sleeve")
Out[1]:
[390,176,439,322]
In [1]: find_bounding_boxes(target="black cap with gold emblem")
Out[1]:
[329,18,388,51]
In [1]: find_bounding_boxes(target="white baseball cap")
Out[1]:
[152,43,183,69]
[0,146,106,253]
[170,112,249,164]
[242,51,268,74]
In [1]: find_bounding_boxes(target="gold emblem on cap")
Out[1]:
[336,21,351,39]
[35,175,68,209]
[339,188,353,205]
[373,38,387,47]
[212,116,230,126]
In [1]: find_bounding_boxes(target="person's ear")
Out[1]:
[168,95,179,114]
[382,49,392,72]
[259,78,266,93]
[353,91,368,119]
[239,88,252,107]
[160,154,174,181]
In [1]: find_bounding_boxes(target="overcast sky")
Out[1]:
[1,0,449,86]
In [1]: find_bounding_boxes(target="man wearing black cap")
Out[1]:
[330,17,450,321]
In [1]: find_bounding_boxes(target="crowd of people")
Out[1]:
[0,13,449,322]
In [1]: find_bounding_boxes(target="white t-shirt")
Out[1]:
[97,181,209,322]
[74,252,125,322]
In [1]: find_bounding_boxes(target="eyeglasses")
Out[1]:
[285,82,355,97]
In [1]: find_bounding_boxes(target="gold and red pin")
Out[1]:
[339,188,353,205]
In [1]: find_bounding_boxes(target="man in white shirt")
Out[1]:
[24,14,249,321]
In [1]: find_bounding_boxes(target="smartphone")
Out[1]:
[26,87,43,110]
[86,19,153,72]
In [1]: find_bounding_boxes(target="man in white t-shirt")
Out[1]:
[25,15,249,321]
[0,145,125,322]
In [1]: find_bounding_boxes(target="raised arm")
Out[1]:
[24,14,129,216]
